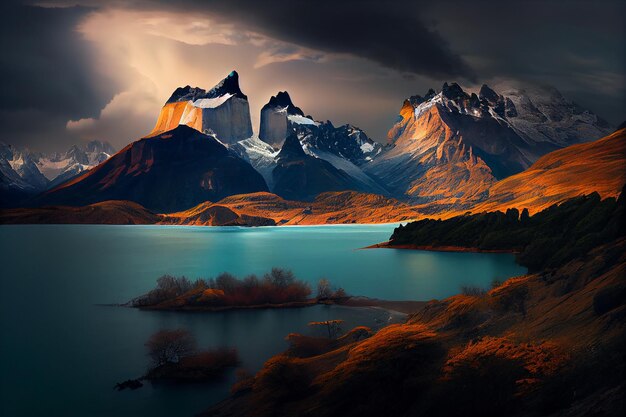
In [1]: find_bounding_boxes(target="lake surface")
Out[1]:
[0,224,526,417]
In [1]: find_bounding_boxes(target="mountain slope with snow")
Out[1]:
[365,82,613,206]
[271,133,376,201]
[234,90,387,197]
[1,142,50,206]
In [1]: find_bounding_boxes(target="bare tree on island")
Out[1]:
[316,278,348,301]
[316,278,333,299]
[145,329,197,367]
[308,319,344,339]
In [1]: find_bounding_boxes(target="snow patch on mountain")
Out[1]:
[229,136,279,189]
[0,142,50,194]
[288,115,318,126]
[193,94,234,109]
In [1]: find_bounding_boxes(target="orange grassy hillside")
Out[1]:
[165,191,422,226]
[469,128,626,215]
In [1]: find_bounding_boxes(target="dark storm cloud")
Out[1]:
[0,2,118,150]
[423,0,626,123]
[201,0,475,80]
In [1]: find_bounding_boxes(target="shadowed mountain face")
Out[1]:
[0,142,49,206]
[259,91,305,148]
[271,133,372,201]
[37,125,268,213]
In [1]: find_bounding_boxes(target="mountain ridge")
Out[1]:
[36,125,268,212]
[365,81,613,205]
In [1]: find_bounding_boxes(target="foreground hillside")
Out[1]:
[205,191,625,417]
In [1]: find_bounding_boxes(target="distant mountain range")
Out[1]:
[1,70,621,220]
[0,140,115,207]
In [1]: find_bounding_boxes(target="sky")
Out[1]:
[0,0,624,152]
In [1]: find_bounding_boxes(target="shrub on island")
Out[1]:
[131,268,316,309]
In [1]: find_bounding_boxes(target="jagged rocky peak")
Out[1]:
[391,80,611,147]
[155,70,253,144]
[295,121,382,166]
[166,71,246,104]
[258,89,381,163]
[441,82,468,101]
[166,85,207,104]
[259,91,314,148]
[277,132,307,160]
[479,84,500,103]
[263,91,304,116]
[206,70,247,100]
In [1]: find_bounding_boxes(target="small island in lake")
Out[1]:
[129,268,346,311]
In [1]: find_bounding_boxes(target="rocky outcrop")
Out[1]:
[259,91,305,148]
[163,202,276,226]
[36,125,268,213]
[151,71,253,143]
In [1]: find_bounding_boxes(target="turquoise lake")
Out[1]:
[0,224,526,417]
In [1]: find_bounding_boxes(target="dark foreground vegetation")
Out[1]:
[131,268,347,310]
[116,329,239,389]
[144,329,239,382]
[390,187,626,271]
[205,189,625,417]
